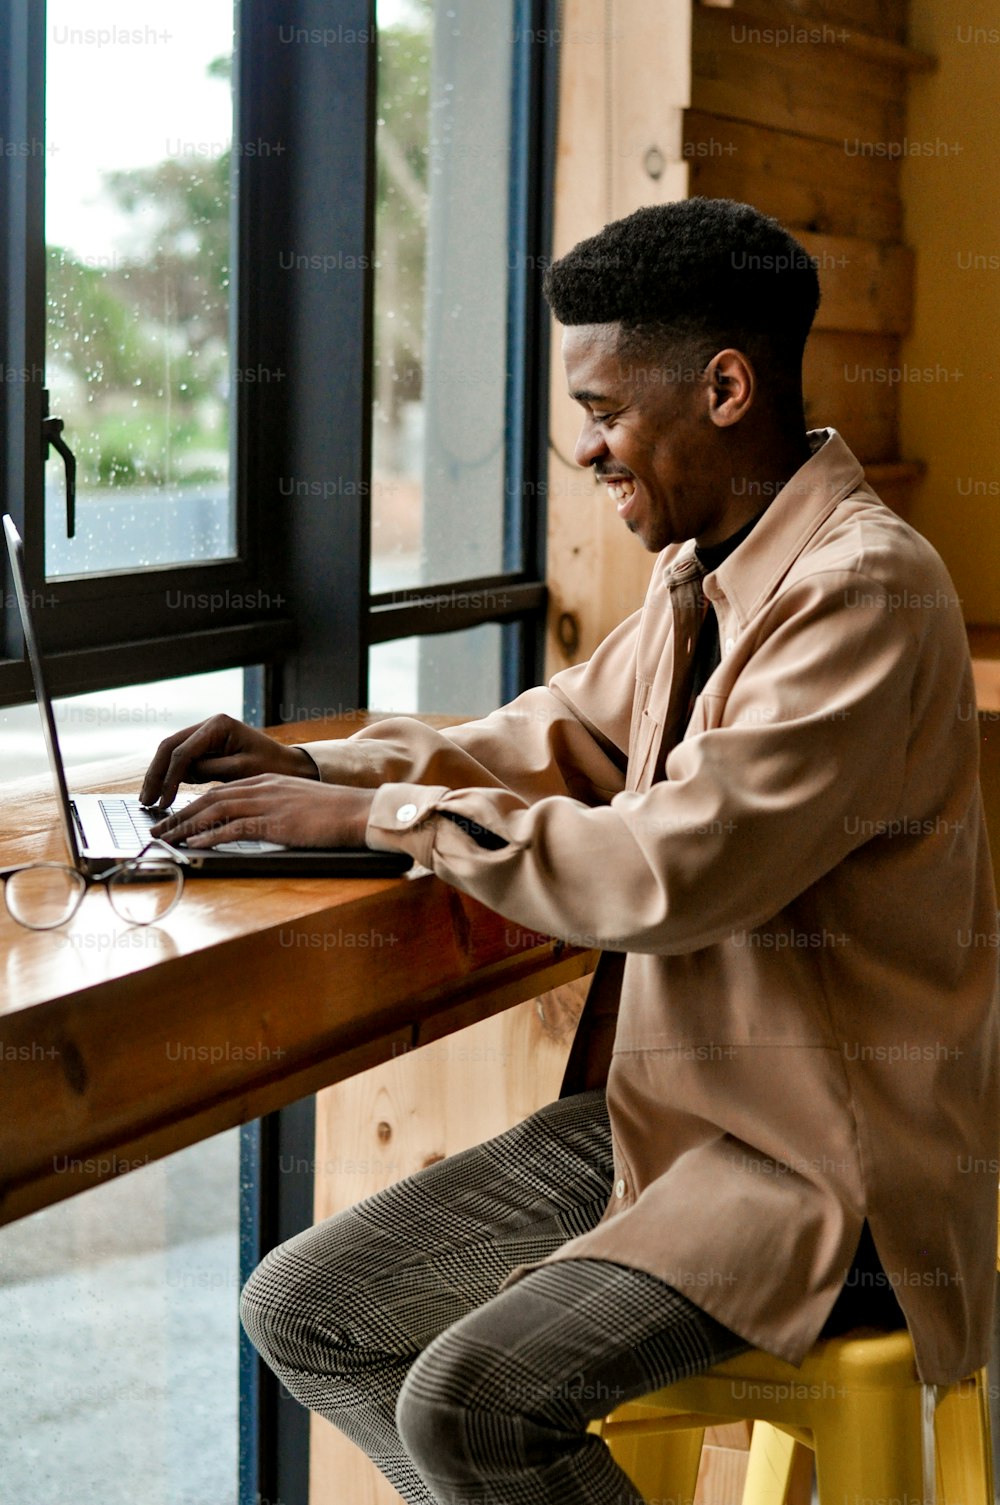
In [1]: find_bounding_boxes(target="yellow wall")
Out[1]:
[900,1,1000,626]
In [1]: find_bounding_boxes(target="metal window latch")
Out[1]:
[41,389,77,539]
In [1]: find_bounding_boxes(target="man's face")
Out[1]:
[562,322,727,552]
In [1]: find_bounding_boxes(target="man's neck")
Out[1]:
[696,432,813,548]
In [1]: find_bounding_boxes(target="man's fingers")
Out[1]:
[183,814,261,847]
[141,717,307,808]
[150,778,274,846]
[148,794,216,844]
[148,774,373,851]
[150,788,241,839]
[162,752,254,801]
[139,722,207,805]
[144,715,243,807]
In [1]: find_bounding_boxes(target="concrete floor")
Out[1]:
[0,1130,240,1505]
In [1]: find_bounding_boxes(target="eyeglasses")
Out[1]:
[0,839,191,931]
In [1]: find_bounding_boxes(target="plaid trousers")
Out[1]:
[239,1089,750,1505]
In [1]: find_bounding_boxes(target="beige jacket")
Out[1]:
[302,430,999,1384]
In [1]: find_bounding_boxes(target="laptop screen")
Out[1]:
[3,515,83,866]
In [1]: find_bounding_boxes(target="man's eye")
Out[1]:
[593,412,613,425]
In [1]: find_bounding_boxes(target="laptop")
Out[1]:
[3,514,412,878]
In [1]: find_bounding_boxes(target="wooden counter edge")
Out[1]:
[0,930,599,1227]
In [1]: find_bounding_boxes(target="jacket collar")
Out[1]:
[663,429,868,630]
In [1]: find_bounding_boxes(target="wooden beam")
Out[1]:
[697,0,909,45]
[864,460,926,521]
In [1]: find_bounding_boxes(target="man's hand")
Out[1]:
[140,714,320,809]
[149,775,376,849]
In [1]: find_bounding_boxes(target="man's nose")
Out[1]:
[573,417,607,470]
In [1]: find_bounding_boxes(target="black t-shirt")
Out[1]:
[686,509,765,721]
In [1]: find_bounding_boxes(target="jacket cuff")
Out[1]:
[290,744,322,780]
[290,739,382,786]
[366,783,451,864]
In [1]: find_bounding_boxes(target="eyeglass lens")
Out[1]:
[5,866,86,929]
[108,860,183,925]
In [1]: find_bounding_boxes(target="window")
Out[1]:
[2,0,554,713]
[44,2,236,580]
[1,3,292,694]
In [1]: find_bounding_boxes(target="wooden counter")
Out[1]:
[0,715,597,1227]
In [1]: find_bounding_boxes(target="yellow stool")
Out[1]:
[591,1326,993,1505]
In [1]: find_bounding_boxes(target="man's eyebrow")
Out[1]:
[568,388,611,405]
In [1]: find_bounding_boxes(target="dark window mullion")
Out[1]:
[240,3,379,1503]
[505,0,560,695]
[0,0,46,656]
[368,579,546,644]
[261,0,377,726]
[504,0,553,585]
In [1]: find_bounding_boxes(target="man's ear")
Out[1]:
[704,348,755,428]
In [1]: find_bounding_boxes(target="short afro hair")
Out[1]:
[543,198,820,374]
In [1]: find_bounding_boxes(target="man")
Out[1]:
[143,199,999,1505]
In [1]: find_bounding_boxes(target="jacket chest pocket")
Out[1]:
[627,687,663,793]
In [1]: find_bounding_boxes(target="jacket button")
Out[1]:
[615,1178,626,1199]
[396,802,418,823]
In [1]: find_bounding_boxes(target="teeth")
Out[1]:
[605,479,636,502]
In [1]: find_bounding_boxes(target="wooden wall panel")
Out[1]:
[695,1448,750,1505]
[692,9,905,144]
[807,0,908,40]
[803,332,901,461]
[800,233,913,335]
[545,0,693,674]
[684,110,903,242]
[688,0,922,481]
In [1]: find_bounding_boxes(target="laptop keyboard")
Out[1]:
[99,798,271,854]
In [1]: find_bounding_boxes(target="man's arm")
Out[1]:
[294,600,641,808]
[151,566,936,931]
[142,599,641,819]
[351,569,933,951]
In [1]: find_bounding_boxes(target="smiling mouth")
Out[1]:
[602,469,641,517]
[600,474,637,513]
